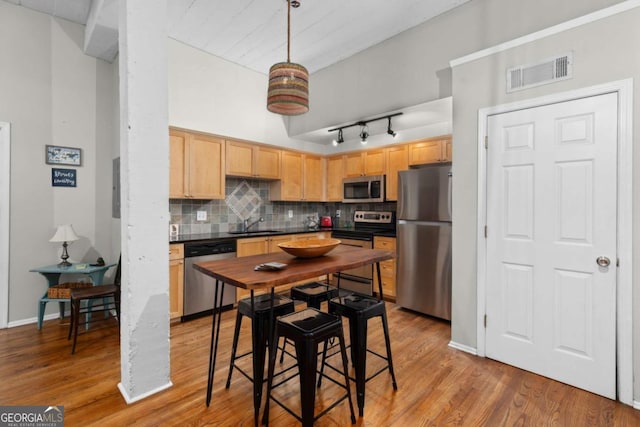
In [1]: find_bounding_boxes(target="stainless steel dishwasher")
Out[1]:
[183,240,237,321]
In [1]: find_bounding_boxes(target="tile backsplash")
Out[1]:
[170,177,396,235]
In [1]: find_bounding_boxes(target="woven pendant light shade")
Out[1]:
[267,62,309,115]
[267,0,309,115]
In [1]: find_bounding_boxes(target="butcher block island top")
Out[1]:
[193,245,394,291]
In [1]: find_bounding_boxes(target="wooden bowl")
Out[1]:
[278,238,341,258]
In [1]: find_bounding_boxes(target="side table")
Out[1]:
[30,263,116,329]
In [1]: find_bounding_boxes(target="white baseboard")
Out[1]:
[633,400,640,410]
[118,381,173,404]
[448,340,478,355]
[7,311,70,328]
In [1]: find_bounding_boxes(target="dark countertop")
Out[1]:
[169,227,335,244]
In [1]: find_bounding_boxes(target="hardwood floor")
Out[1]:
[1,303,638,426]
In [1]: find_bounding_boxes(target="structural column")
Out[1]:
[117,0,171,403]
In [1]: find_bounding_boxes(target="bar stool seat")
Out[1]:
[264,308,356,427]
[225,293,295,394]
[290,281,339,309]
[323,292,398,416]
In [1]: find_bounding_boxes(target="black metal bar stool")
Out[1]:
[321,264,398,416]
[225,293,295,407]
[290,281,339,310]
[263,308,356,427]
[283,282,351,363]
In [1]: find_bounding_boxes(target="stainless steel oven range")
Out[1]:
[330,210,395,295]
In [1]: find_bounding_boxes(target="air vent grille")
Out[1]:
[507,52,573,93]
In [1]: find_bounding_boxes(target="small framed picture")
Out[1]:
[52,168,77,187]
[46,145,82,166]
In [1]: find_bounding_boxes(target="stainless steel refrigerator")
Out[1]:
[396,164,452,320]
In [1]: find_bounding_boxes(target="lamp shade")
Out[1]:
[49,224,79,242]
[267,62,309,115]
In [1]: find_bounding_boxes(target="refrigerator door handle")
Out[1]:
[447,171,453,219]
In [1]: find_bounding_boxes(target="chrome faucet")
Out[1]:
[243,216,264,232]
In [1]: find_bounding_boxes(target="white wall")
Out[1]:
[287,0,626,137]
[168,38,453,154]
[168,39,319,153]
[0,122,10,328]
[0,2,117,323]
[450,5,640,398]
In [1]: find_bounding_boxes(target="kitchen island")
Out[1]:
[193,245,394,425]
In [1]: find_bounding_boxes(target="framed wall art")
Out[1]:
[51,168,77,187]
[46,145,82,166]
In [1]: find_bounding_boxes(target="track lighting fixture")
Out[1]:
[328,112,402,145]
[387,117,397,137]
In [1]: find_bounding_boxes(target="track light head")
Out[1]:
[387,117,397,137]
[360,125,368,144]
[332,128,344,145]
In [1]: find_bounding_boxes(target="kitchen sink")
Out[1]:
[228,230,280,235]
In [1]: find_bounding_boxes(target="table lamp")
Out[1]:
[49,224,79,267]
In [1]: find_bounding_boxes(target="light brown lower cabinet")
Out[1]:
[373,236,396,299]
[169,244,184,320]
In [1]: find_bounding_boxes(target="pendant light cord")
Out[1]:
[287,0,291,62]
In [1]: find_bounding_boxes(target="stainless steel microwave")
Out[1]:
[342,175,385,203]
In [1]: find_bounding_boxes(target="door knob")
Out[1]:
[596,256,611,267]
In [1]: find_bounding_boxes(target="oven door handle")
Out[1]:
[338,241,372,249]
[336,274,371,284]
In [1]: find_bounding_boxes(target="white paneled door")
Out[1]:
[485,93,618,398]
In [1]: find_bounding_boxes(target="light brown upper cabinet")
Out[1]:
[303,154,324,201]
[443,138,452,162]
[226,140,281,179]
[325,155,344,201]
[343,149,386,177]
[408,137,452,165]
[385,145,409,201]
[343,152,364,177]
[169,128,225,199]
[271,150,324,201]
[364,149,386,176]
[271,150,302,200]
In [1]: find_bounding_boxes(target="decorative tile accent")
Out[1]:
[225,180,263,220]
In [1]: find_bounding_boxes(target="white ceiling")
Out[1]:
[6,0,469,74]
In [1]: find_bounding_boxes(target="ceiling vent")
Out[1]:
[507,52,573,93]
